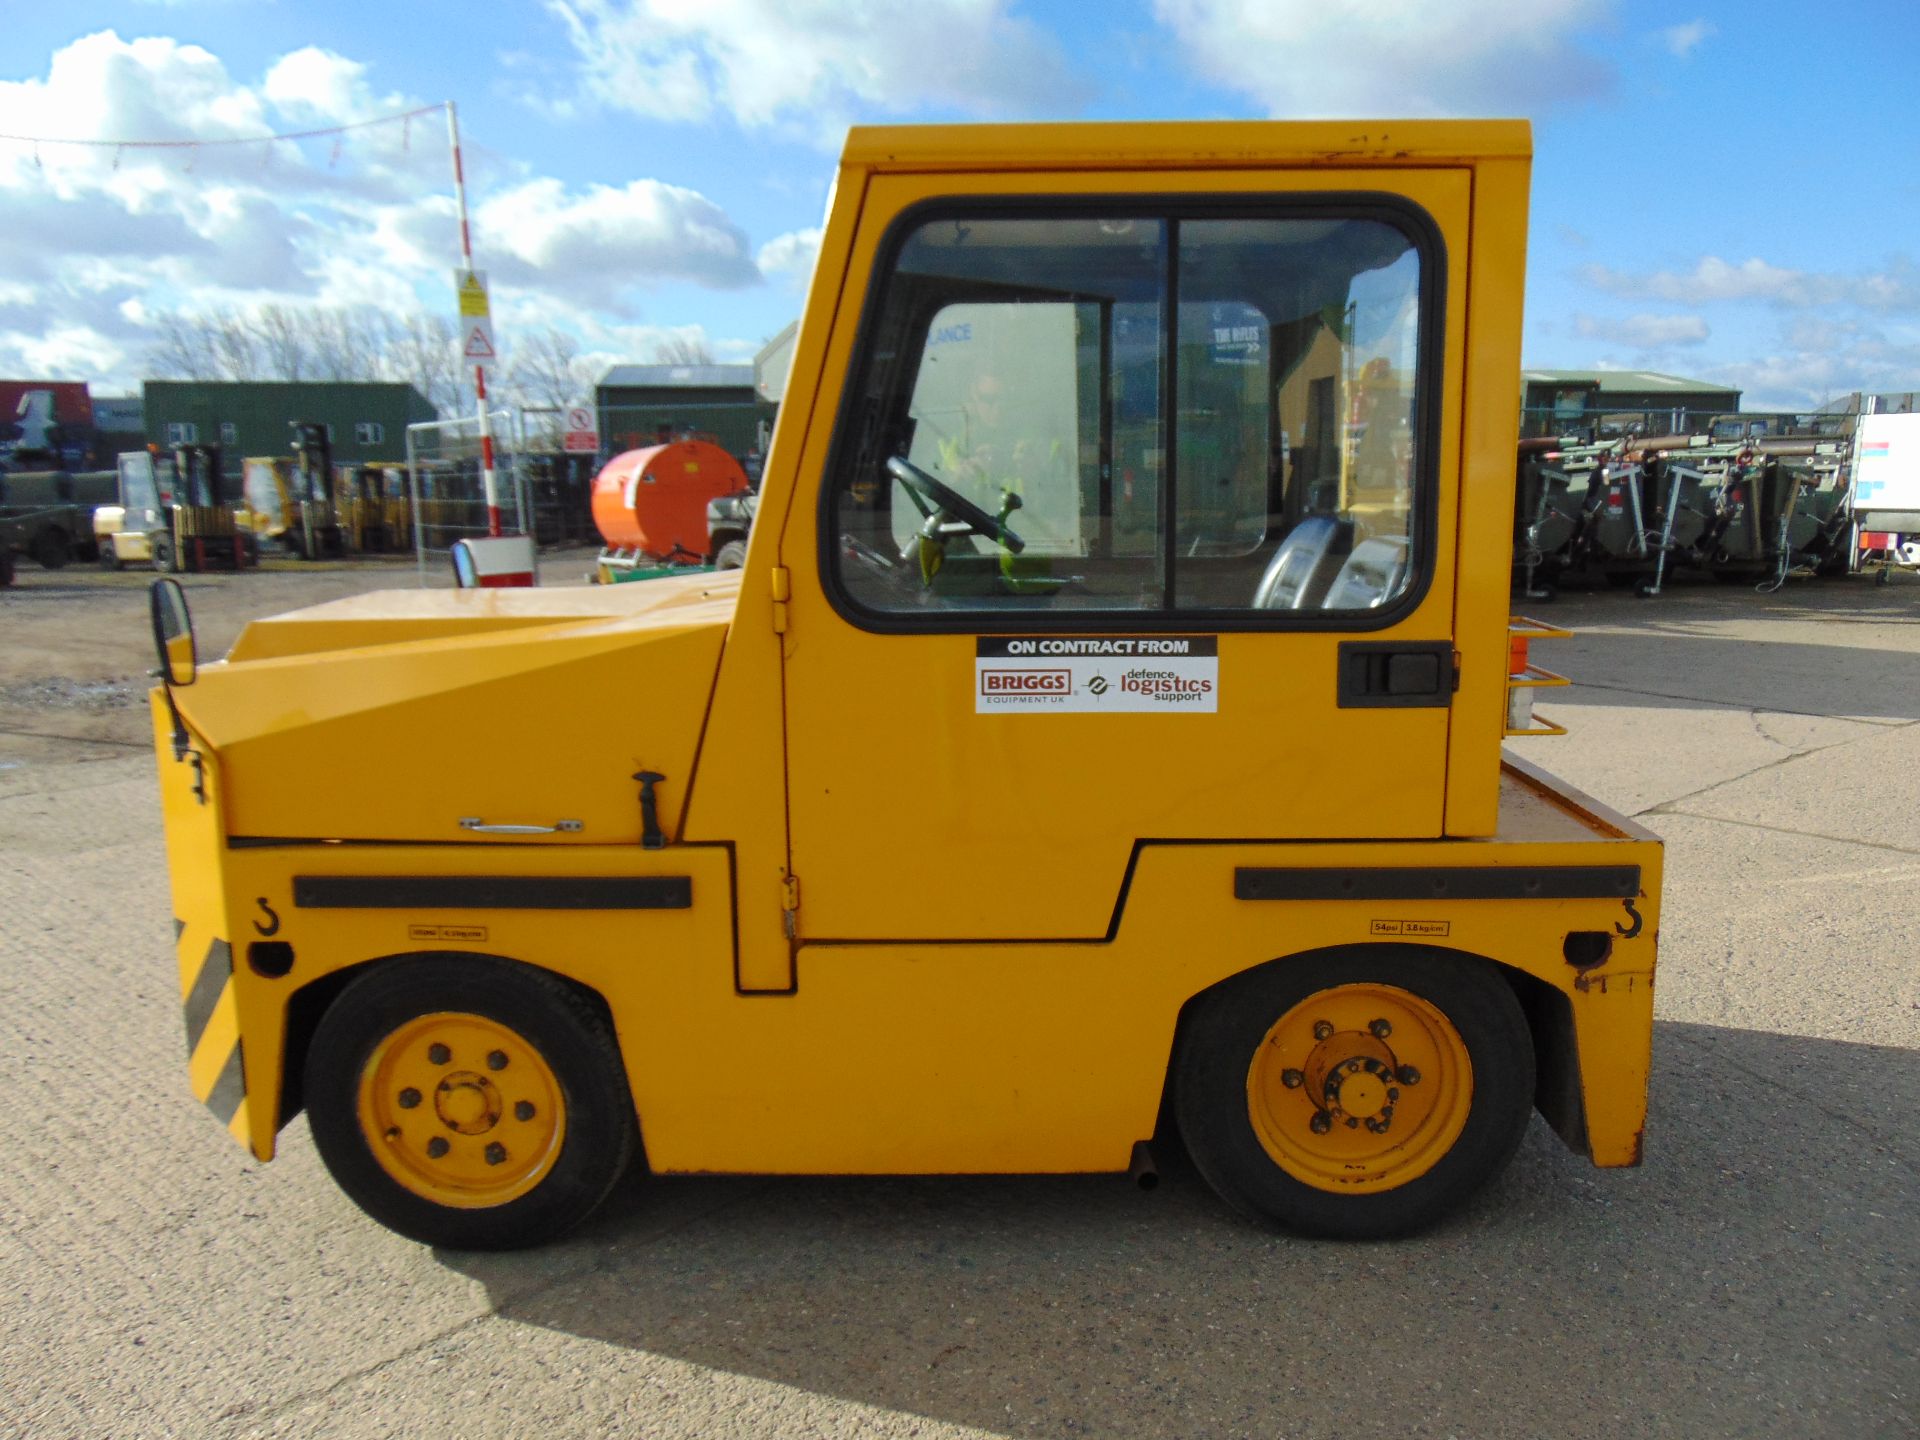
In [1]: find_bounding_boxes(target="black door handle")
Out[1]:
[1337,640,1455,709]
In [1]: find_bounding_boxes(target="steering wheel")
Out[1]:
[886,456,1026,554]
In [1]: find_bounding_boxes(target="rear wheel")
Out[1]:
[97,541,121,571]
[150,535,177,574]
[1176,947,1533,1239]
[305,956,638,1249]
[32,527,69,569]
[714,539,748,569]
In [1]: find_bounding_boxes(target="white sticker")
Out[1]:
[975,636,1218,713]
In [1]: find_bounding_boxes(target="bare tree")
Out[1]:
[148,311,219,380]
[651,333,715,366]
[504,326,593,411]
[252,304,310,382]
[383,312,466,417]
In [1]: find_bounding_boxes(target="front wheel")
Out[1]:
[305,956,638,1249]
[1175,947,1533,1239]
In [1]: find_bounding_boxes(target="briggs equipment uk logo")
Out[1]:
[980,668,1071,695]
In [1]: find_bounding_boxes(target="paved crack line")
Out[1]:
[1633,713,1920,818]
[1652,805,1920,861]
[214,1183,774,1438]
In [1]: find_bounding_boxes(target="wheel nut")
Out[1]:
[1309,1111,1332,1134]
[1369,1018,1392,1039]
[514,1100,535,1121]
[1397,1065,1421,1086]
[426,1137,450,1159]
[1312,1021,1334,1041]
[1387,1087,1400,1102]
[427,1043,451,1065]
[1280,1069,1304,1089]
[487,1050,508,1072]
[397,1087,421,1109]
[1345,1117,1359,1129]
[484,1142,507,1166]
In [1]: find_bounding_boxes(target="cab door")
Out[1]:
[779,167,1472,941]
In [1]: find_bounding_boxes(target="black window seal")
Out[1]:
[815,190,1449,637]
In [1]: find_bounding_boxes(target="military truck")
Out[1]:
[147,120,1661,1250]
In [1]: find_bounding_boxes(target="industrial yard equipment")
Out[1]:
[241,423,344,559]
[147,119,1660,1253]
[589,439,746,582]
[0,467,115,569]
[96,447,252,573]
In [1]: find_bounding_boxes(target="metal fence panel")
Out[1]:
[405,411,532,586]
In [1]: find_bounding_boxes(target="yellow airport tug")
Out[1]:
[148,119,1660,1249]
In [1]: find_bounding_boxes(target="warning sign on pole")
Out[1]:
[454,269,495,368]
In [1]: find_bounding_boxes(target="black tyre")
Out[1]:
[97,542,121,572]
[714,539,748,569]
[0,548,13,587]
[1175,946,1533,1240]
[32,527,69,569]
[151,535,177,574]
[304,956,638,1250]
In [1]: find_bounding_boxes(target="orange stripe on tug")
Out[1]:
[590,441,747,562]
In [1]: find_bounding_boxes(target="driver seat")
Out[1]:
[1252,516,1354,609]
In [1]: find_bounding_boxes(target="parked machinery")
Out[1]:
[241,422,344,560]
[589,439,748,582]
[333,463,412,554]
[1,467,115,569]
[1513,431,1855,597]
[96,446,253,573]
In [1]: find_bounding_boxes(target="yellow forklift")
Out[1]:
[146,119,1661,1252]
[333,462,412,553]
[96,444,253,572]
[239,422,344,559]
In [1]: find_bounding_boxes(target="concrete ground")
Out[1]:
[0,562,1913,1439]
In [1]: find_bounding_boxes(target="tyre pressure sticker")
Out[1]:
[975,636,1218,713]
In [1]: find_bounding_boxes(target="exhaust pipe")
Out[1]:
[1128,1140,1159,1192]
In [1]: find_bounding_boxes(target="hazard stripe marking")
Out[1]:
[182,937,232,1057]
[204,1041,246,1127]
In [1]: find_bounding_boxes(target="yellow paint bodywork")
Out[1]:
[153,119,1662,1186]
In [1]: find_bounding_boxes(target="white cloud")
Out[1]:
[0,30,784,390]
[757,227,823,289]
[546,0,1082,143]
[477,177,762,300]
[1582,256,1920,311]
[1150,0,1614,116]
[1572,312,1709,348]
[1660,20,1715,58]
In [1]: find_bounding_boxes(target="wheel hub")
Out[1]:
[1246,982,1472,1194]
[357,1011,567,1209]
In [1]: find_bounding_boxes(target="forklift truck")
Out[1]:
[240,422,344,559]
[96,445,252,572]
[147,120,1662,1251]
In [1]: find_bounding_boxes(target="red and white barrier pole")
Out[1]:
[446,101,501,537]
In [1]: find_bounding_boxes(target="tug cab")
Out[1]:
[150,120,1661,1250]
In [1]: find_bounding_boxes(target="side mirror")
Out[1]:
[450,538,480,589]
[149,577,197,686]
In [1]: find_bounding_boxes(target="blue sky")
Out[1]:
[1,0,1915,408]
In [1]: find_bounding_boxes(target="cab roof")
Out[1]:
[841,119,1532,171]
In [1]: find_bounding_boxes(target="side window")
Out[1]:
[826,204,1432,623]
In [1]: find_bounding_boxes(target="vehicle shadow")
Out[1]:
[441,1021,1917,1439]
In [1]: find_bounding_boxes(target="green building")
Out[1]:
[595,364,774,462]
[1519,369,1742,438]
[142,381,438,474]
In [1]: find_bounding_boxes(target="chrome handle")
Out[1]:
[458,817,583,835]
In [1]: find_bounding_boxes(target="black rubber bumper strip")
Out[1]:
[1234,865,1641,902]
[293,875,693,910]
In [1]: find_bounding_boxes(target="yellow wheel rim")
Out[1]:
[357,1012,567,1209]
[1246,983,1472,1194]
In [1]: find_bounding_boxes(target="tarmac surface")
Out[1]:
[0,561,1914,1439]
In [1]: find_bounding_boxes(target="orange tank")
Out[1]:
[589,441,746,561]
